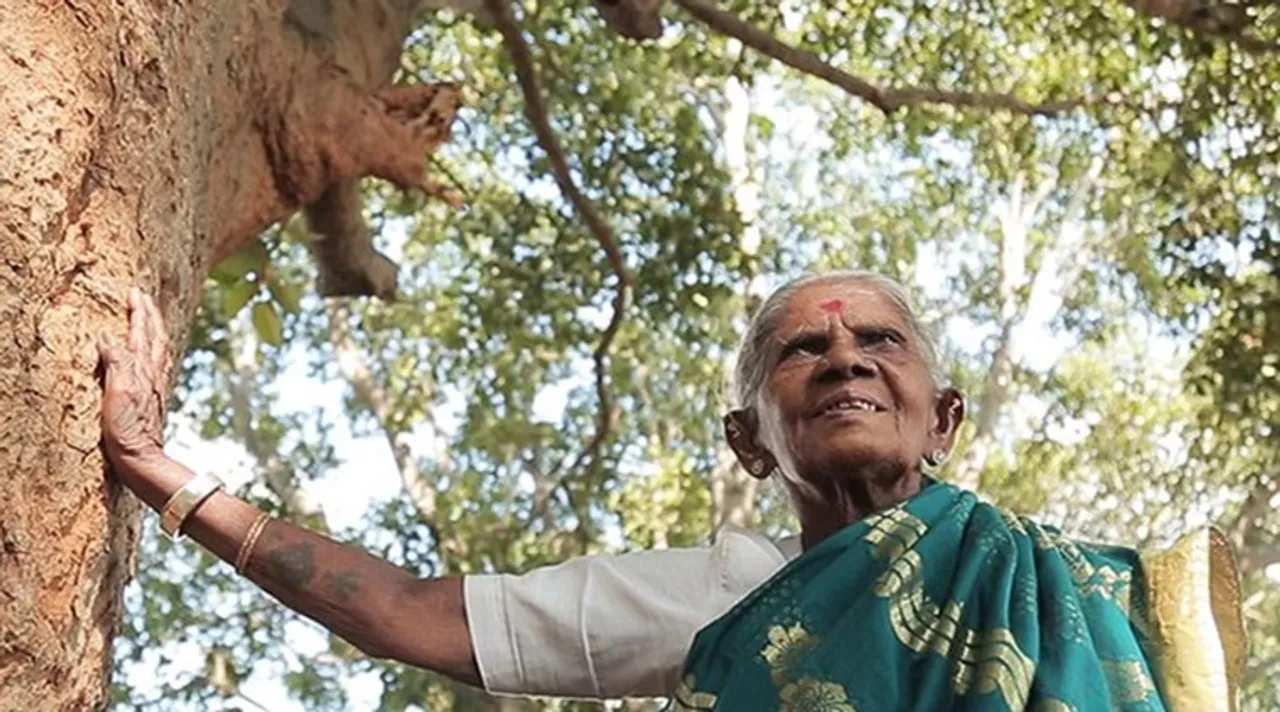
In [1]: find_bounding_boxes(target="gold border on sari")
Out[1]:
[1138,527,1248,712]
[673,673,718,711]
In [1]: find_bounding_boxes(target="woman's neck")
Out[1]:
[795,469,923,550]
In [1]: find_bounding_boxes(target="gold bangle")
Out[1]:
[235,512,272,574]
[159,472,225,541]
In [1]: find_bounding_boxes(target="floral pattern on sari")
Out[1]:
[778,676,856,712]
[760,623,820,684]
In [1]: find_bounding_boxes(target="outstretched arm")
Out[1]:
[99,289,479,685]
[123,456,478,683]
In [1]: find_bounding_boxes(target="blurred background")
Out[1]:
[109,0,1279,709]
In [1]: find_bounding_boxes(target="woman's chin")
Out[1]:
[802,445,910,482]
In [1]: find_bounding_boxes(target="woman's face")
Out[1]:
[758,280,958,484]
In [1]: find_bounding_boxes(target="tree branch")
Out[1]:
[212,0,461,299]
[1124,0,1280,54]
[672,0,1121,116]
[487,0,632,478]
[594,0,665,40]
[1239,541,1280,576]
[1230,473,1280,575]
[1022,161,1101,326]
[325,303,443,544]
[1231,476,1278,541]
[712,73,762,529]
[951,164,1100,490]
[234,692,273,712]
[950,174,1044,489]
[226,315,325,522]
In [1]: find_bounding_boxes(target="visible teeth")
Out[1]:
[826,399,876,413]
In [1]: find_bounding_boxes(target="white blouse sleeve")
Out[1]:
[463,526,793,699]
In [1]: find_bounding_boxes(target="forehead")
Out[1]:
[776,279,907,329]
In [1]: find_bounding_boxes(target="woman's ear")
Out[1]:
[723,409,779,480]
[929,389,966,457]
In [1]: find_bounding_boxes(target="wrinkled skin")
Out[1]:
[724,279,965,546]
[98,289,170,476]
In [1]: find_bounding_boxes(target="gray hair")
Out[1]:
[732,270,944,414]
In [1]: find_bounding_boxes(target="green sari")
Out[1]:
[673,481,1246,711]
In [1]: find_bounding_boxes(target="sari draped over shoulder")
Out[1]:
[672,482,1246,711]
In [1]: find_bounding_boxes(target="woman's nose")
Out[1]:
[823,335,876,379]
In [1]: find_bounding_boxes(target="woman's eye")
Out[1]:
[783,336,826,357]
[865,330,904,347]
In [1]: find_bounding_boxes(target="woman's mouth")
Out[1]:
[813,392,887,417]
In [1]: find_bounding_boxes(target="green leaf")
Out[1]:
[220,280,258,320]
[1149,146,1175,178]
[268,278,303,314]
[251,302,284,348]
[210,240,270,283]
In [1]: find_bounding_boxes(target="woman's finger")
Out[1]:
[144,293,168,376]
[128,288,148,355]
[141,297,172,413]
[97,337,128,368]
[138,291,158,352]
[98,349,136,407]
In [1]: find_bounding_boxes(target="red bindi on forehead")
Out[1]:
[819,298,844,314]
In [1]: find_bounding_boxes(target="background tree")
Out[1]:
[1,0,1277,709]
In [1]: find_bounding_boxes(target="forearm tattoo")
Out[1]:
[253,525,316,591]
[252,526,365,604]
[324,569,362,603]
[263,539,318,589]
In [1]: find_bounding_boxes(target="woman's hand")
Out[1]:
[94,290,482,687]
[99,288,171,476]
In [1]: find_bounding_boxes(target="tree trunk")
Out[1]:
[0,1,453,707]
[711,71,762,529]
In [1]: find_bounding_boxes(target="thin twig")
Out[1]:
[235,692,273,712]
[426,154,474,203]
[487,0,631,478]
[674,0,1126,116]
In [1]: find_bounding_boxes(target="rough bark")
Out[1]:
[0,1,455,708]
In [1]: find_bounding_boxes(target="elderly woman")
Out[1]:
[101,271,1244,711]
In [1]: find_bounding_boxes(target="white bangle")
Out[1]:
[159,472,225,541]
